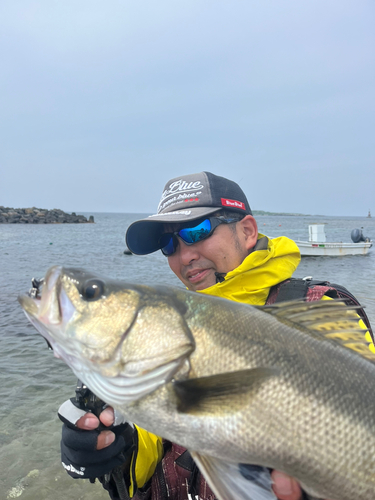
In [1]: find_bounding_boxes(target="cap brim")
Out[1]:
[125,207,220,255]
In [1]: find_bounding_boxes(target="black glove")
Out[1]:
[58,399,134,480]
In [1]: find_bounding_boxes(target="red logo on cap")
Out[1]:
[221,198,246,210]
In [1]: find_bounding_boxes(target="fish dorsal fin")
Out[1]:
[260,299,375,363]
[173,368,278,415]
[190,452,277,500]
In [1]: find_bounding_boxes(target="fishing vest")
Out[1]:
[135,442,216,500]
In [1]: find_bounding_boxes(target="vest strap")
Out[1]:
[274,279,308,302]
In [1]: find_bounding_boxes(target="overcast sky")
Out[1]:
[1,1,374,216]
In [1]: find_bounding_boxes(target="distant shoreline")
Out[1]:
[0,206,95,224]
[252,210,309,216]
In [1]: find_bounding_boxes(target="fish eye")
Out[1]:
[81,279,105,301]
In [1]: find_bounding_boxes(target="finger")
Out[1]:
[76,412,100,430]
[97,430,116,450]
[99,406,115,427]
[271,471,302,500]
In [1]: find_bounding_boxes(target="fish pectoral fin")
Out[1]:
[191,452,277,500]
[173,367,278,414]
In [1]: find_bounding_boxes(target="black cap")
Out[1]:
[126,171,252,255]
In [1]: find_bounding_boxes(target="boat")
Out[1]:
[295,224,372,257]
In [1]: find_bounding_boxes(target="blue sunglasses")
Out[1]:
[159,216,241,256]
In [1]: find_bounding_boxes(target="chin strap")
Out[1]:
[214,272,226,283]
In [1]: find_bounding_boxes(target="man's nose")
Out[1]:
[176,238,199,265]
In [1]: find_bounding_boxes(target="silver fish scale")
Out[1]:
[162,291,375,500]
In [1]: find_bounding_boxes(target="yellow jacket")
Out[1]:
[198,234,301,305]
[129,425,163,497]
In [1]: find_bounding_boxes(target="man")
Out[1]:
[59,172,371,500]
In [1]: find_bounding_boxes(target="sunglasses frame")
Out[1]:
[159,216,242,257]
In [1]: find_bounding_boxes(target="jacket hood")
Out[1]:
[197,234,301,305]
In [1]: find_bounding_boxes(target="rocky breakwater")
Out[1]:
[0,207,95,224]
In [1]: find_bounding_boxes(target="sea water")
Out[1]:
[1,213,374,500]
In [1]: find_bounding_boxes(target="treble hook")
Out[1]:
[28,277,45,299]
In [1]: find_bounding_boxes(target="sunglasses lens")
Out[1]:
[179,219,212,244]
[159,218,226,256]
[160,233,176,256]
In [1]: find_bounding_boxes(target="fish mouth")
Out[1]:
[19,265,63,321]
[18,293,40,317]
[18,266,78,361]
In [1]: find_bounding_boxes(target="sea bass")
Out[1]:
[18,266,375,500]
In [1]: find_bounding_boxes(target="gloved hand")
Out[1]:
[58,399,135,480]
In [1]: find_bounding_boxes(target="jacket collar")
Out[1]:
[197,234,301,306]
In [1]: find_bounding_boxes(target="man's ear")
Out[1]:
[238,215,258,251]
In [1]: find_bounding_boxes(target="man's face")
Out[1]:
[165,215,258,291]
